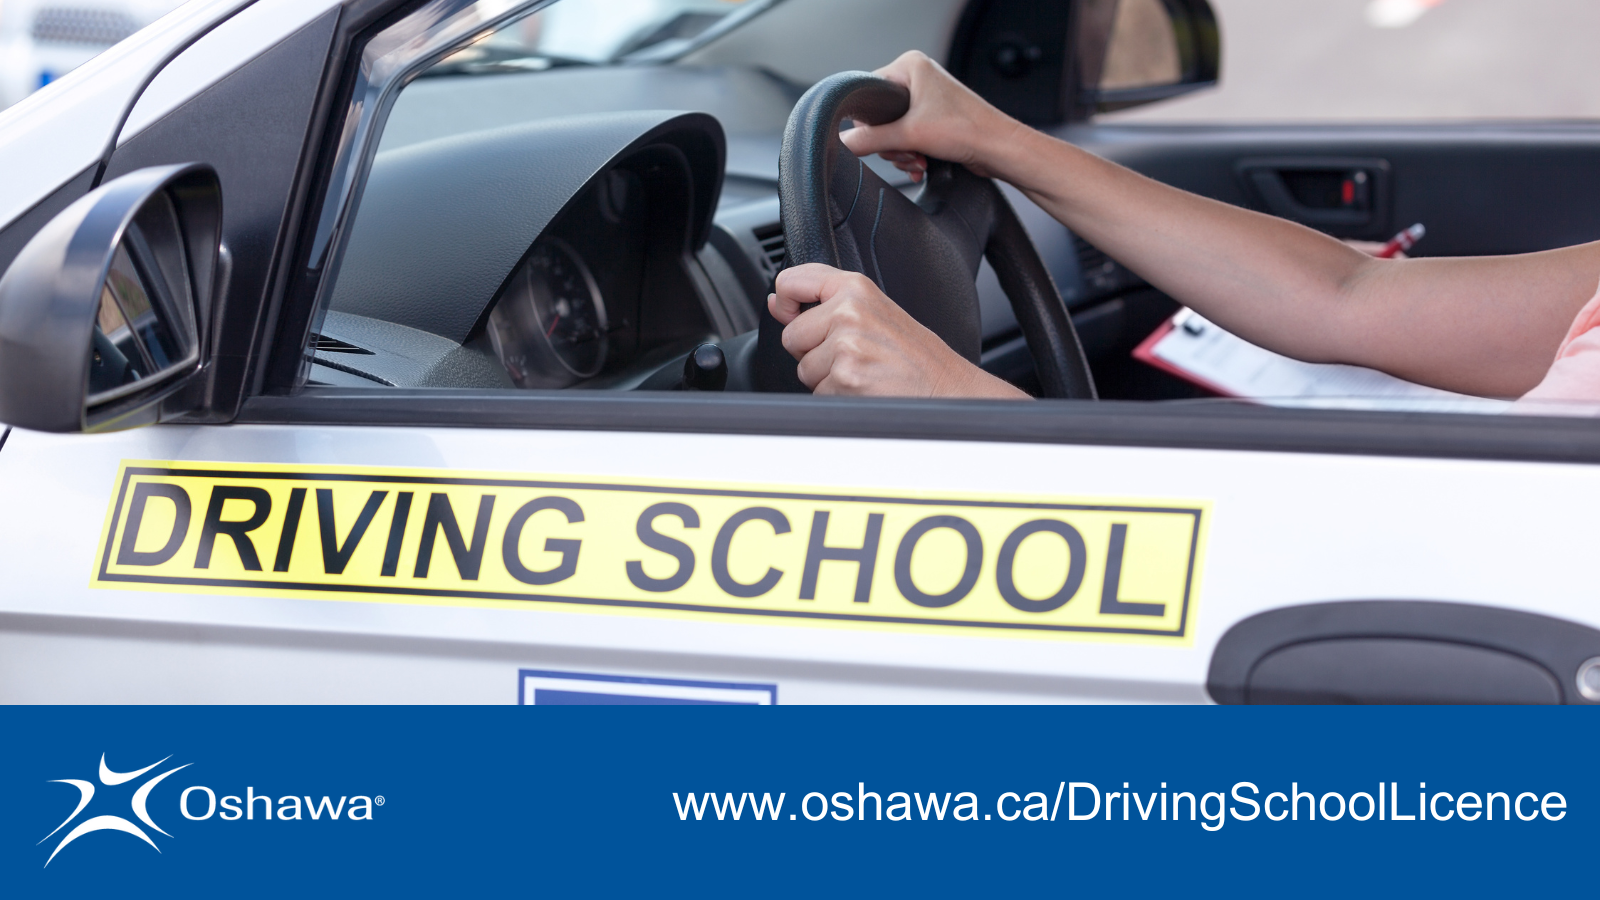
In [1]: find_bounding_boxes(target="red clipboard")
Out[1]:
[1130,315,1238,398]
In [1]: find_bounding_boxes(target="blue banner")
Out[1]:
[0,706,1590,896]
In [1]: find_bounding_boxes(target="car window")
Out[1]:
[1103,0,1600,122]
[300,0,792,394]
[294,0,1600,422]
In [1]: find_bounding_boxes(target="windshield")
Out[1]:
[431,0,772,72]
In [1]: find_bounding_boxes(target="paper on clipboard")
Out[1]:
[1133,309,1510,412]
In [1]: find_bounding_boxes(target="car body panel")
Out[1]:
[119,0,341,143]
[2,422,1597,702]
[0,0,189,108]
[0,0,257,230]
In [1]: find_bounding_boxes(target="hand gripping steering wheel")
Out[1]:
[752,71,1097,399]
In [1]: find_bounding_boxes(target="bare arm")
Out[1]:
[842,52,1600,398]
[989,128,1600,396]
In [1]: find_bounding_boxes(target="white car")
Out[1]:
[1,0,1598,705]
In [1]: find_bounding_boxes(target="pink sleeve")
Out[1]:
[1518,279,1600,404]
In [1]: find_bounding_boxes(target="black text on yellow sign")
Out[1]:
[94,462,1207,642]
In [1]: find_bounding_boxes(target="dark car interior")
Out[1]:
[320,111,729,391]
[0,0,1594,423]
[303,0,1600,404]
[311,68,1174,398]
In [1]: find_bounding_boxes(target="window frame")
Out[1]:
[257,0,567,396]
[239,0,1600,467]
[237,387,1600,466]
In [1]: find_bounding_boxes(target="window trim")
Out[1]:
[239,388,1600,465]
[236,0,1600,467]
[257,0,565,397]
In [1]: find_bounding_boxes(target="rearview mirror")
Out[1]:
[1077,0,1220,115]
[946,0,1219,125]
[0,164,220,433]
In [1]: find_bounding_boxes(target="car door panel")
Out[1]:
[1063,123,1600,255]
[115,0,343,145]
[4,420,1600,703]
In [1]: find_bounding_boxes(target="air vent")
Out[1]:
[310,334,373,355]
[1074,236,1112,278]
[1074,235,1139,296]
[31,7,139,45]
[753,223,786,276]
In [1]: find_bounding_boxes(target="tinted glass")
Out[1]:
[87,216,195,401]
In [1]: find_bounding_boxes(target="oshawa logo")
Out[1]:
[42,753,379,867]
[41,754,189,867]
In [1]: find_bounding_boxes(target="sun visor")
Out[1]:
[328,111,725,343]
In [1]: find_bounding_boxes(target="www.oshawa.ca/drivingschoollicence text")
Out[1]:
[673,782,1569,830]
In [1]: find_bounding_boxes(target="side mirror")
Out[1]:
[1076,0,1220,116]
[0,164,220,433]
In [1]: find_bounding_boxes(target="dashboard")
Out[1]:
[313,111,729,391]
[482,164,657,390]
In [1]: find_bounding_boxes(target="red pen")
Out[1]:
[1377,223,1426,259]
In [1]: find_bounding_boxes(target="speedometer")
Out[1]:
[487,237,608,386]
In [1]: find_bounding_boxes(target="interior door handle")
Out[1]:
[1236,156,1391,238]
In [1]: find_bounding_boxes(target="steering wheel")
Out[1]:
[751,71,1097,399]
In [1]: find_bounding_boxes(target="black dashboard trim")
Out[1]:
[329,112,726,346]
[238,389,1600,466]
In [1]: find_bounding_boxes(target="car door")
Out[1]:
[3,0,1600,706]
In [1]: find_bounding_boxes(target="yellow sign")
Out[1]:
[94,461,1207,643]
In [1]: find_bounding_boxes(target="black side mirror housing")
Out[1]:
[1078,0,1220,117]
[0,164,221,433]
[947,0,1220,125]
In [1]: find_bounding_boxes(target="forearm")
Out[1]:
[841,51,1368,358]
[980,127,1599,397]
[983,126,1373,364]
[845,52,1598,399]
[1328,247,1600,395]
